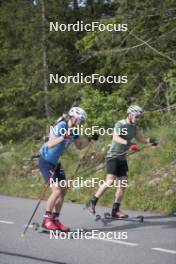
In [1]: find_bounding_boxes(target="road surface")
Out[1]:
[0,195,176,264]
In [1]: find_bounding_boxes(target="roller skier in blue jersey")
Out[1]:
[39,107,97,231]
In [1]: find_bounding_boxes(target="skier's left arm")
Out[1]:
[75,133,99,150]
[135,131,149,144]
[135,131,158,146]
[75,138,90,150]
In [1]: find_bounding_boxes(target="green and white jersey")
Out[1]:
[107,119,137,160]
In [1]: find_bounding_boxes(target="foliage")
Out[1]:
[0,125,176,214]
[0,0,176,143]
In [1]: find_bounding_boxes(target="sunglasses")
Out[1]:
[134,115,141,119]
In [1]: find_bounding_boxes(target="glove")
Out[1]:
[129,143,139,152]
[88,133,99,141]
[64,131,71,140]
[44,136,49,142]
[149,137,158,146]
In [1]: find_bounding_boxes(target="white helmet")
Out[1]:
[127,105,144,116]
[68,107,87,122]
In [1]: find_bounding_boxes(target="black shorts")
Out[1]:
[106,158,128,177]
[39,156,66,183]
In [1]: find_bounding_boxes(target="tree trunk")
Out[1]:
[41,0,50,118]
[165,84,171,113]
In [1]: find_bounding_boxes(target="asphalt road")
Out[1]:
[0,195,176,264]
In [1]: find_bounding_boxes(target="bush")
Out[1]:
[0,117,48,143]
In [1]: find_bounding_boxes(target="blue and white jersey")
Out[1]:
[40,121,79,165]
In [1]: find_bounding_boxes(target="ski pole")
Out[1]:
[69,142,93,181]
[21,144,92,238]
[21,168,56,238]
[77,145,149,176]
[105,144,152,162]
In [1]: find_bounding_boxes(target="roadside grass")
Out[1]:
[0,125,176,214]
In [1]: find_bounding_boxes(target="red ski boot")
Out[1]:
[53,213,70,232]
[42,217,59,230]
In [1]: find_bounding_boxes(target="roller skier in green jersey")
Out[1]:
[86,105,158,219]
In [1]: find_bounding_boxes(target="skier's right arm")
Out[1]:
[113,122,128,145]
[48,135,65,148]
[47,122,67,148]
[113,133,128,145]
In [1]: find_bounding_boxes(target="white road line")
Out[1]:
[94,238,138,246]
[152,248,176,254]
[0,220,14,225]
[24,224,33,228]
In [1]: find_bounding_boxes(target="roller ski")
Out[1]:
[32,216,71,233]
[32,222,51,234]
[101,211,144,224]
[32,221,88,239]
[84,200,101,222]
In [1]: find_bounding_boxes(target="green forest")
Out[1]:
[0,0,176,213]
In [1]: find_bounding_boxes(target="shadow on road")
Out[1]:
[82,214,176,233]
[0,251,67,264]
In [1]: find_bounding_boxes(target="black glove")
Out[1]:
[149,137,158,146]
[44,136,49,142]
[88,133,99,141]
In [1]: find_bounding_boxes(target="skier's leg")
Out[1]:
[86,174,115,214]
